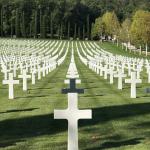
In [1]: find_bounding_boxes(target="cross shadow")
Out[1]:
[123,86,142,90]
[83,81,94,83]
[136,95,150,98]
[81,94,104,97]
[15,95,50,99]
[85,87,98,90]
[85,138,144,150]
[28,87,53,90]
[0,108,39,114]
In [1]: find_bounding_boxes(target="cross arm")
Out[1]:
[125,79,131,83]
[54,110,69,119]
[64,79,81,84]
[77,110,92,120]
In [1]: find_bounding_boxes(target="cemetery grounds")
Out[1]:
[0,39,150,150]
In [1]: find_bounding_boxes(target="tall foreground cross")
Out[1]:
[3,73,19,99]
[54,79,92,150]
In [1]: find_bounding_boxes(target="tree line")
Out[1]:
[91,10,150,49]
[0,0,149,40]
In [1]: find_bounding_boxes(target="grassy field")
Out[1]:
[0,41,150,150]
[97,42,148,58]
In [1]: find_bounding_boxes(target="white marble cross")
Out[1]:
[42,63,46,77]
[104,65,109,80]
[18,69,31,91]
[99,64,103,76]
[3,73,19,99]
[96,62,100,74]
[147,69,150,83]
[54,93,92,150]
[37,66,41,80]
[125,72,142,98]
[109,68,116,84]
[13,63,17,77]
[1,65,10,80]
[114,70,127,90]
[31,70,36,85]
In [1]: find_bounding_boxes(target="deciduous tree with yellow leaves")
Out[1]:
[130,10,150,52]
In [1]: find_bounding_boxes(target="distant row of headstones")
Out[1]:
[77,41,150,98]
[1,39,69,99]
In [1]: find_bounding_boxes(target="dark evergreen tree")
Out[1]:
[83,25,85,40]
[78,26,81,39]
[21,11,26,37]
[39,9,47,39]
[10,18,13,37]
[87,14,90,39]
[39,6,42,38]
[0,6,3,36]
[29,22,32,37]
[60,22,63,39]
[58,24,60,39]
[74,23,77,39]
[15,8,20,37]
[50,12,53,38]
[34,10,38,38]
[67,21,70,39]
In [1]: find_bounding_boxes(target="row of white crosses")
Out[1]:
[77,41,146,98]
[1,39,69,99]
[54,46,92,150]
[122,42,148,56]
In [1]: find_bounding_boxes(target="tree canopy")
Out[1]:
[0,0,149,39]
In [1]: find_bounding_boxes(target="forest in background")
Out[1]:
[0,0,149,40]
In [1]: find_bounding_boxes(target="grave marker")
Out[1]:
[125,72,142,98]
[18,69,31,91]
[3,73,19,99]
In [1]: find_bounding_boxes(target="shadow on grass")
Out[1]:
[79,102,150,126]
[136,121,150,128]
[0,108,39,114]
[0,102,149,148]
[85,86,98,90]
[123,86,142,90]
[85,138,143,150]
[81,94,104,97]
[0,88,7,90]
[0,139,25,148]
[28,87,53,90]
[0,114,67,148]
[137,95,150,98]
[15,95,50,99]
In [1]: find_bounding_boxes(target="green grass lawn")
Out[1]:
[96,41,149,59]
[0,41,150,150]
